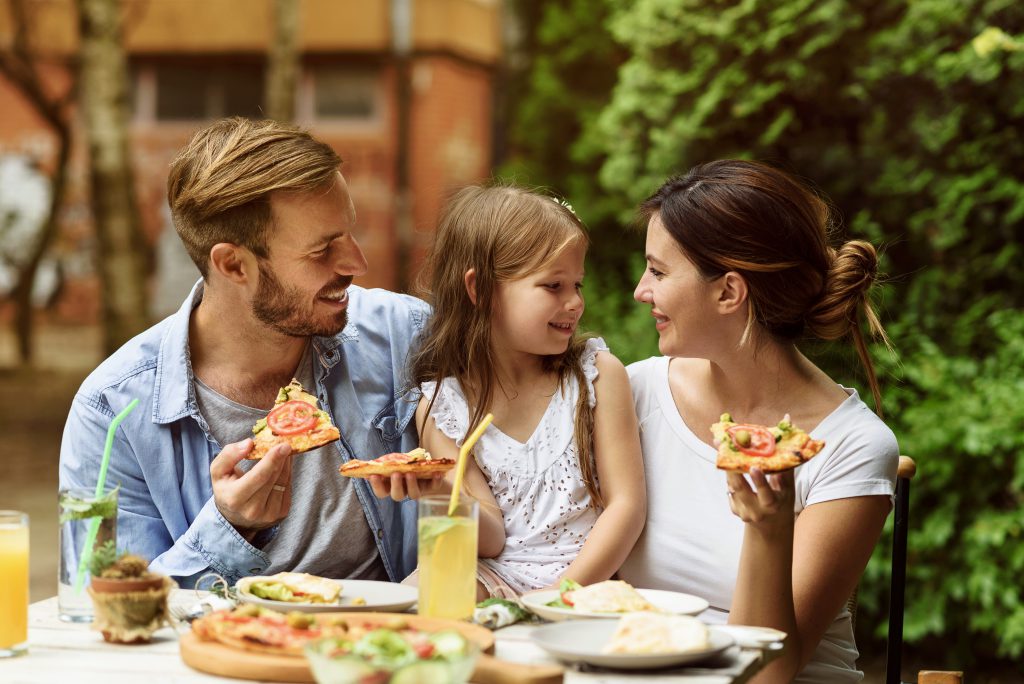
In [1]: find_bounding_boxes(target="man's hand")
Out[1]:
[210,439,294,539]
[368,472,445,502]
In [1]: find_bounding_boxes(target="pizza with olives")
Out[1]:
[248,380,340,460]
[711,413,825,473]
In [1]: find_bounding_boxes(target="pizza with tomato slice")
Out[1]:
[711,413,825,473]
[248,380,340,460]
[338,447,456,478]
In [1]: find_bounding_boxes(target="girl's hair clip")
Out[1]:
[552,196,576,216]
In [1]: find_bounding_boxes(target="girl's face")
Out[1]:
[490,241,586,360]
[634,214,721,358]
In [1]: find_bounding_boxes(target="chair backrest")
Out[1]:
[887,455,917,684]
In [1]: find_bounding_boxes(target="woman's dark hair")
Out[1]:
[641,159,891,414]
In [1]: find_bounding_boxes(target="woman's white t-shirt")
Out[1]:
[618,356,898,684]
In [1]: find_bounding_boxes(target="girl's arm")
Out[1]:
[727,470,890,684]
[559,351,647,585]
[415,397,506,558]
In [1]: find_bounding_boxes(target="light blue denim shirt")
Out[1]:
[59,281,428,587]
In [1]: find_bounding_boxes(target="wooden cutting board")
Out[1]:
[179,611,563,683]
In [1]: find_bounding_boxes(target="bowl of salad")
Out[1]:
[304,626,480,684]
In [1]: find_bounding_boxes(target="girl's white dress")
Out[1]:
[420,337,607,594]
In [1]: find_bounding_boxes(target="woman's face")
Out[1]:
[634,214,721,358]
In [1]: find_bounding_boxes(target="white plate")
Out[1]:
[530,619,734,670]
[713,624,787,648]
[521,588,709,622]
[236,578,418,614]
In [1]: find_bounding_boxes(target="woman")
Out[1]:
[618,160,898,683]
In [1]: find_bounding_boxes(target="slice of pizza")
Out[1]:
[248,380,340,460]
[711,413,825,473]
[338,447,456,479]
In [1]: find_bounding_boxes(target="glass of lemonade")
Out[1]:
[57,486,118,623]
[0,511,29,658]
[417,495,478,620]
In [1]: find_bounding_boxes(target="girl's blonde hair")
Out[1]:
[410,184,602,507]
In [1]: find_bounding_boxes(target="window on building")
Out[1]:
[311,66,378,120]
[149,62,264,121]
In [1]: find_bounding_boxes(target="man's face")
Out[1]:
[252,171,368,337]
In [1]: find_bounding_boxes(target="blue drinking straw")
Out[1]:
[74,398,139,593]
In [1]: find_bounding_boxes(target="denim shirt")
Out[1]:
[59,281,428,587]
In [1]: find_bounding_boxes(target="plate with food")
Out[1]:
[236,573,418,613]
[521,579,709,622]
[530,613,734,670]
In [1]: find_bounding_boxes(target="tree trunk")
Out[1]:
[12,127,72,364]
[265,0,299,121]
[0,0,77,365]
[77,0,149,355]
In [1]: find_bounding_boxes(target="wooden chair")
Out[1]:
[887,456,963,684]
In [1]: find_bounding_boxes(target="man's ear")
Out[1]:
[716,271,748,314]
[208,243,254,284]
[463,268,478,306]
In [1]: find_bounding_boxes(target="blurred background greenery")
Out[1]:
[498,0,1023,678]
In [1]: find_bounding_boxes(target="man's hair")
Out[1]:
[167,117,342,277]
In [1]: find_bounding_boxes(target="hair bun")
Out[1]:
[806,240,879,341]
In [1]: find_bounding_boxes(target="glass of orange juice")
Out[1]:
[417,495,478,620]
[0,510,29,658]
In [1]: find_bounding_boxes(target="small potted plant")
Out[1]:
[87,541,175,643]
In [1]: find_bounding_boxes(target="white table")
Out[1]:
[1,594,780,683]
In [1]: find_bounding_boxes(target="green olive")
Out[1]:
[734,430,752,448]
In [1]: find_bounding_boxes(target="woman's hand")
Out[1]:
[726,468,796,534]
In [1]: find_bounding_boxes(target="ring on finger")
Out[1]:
[272,484,286,493]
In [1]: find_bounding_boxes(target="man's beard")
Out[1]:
[252,262,349,337]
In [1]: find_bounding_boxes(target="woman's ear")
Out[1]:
[716,271,748,314]
[209,243,254,284]
[463,268,478,306]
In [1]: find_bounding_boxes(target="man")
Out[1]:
[60,118,435,587]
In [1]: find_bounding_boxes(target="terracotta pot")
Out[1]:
[90,575,165,593]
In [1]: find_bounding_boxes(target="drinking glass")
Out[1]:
[417,495,478,620]
[0,510,29,658]
[58,486,118,623]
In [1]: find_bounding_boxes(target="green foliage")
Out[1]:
[502,0,1024,670]
[87,540,121,578]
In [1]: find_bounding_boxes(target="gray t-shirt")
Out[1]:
[194,345,389,580]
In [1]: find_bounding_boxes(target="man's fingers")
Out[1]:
[242,443,292,504]
[211,439,254,479]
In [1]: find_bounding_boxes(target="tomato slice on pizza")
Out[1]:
[248,380,341,460]
[711,413,825,473]
[338,447,456,479]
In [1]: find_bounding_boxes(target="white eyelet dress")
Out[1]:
[420,337,608,594]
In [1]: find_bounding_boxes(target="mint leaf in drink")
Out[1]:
[418,516,460,553]
[59,487,119,523]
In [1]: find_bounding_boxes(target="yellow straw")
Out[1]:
[448,413,493,516]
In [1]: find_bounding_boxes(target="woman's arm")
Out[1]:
[414,397,507,558]
[560,351,647,585]
[728,469,890,683]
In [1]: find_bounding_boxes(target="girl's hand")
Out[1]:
[725,468,795,534]
[368,472,446,501]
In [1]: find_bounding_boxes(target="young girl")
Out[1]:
[407,184,646,599]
